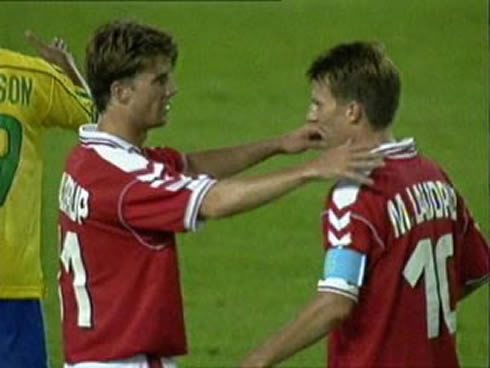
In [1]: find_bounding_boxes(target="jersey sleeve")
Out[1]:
[457,195,490,288]
[119,161,216,234]
[318,181,384,302]
[42,66,94,129]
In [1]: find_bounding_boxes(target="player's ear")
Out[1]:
[345,101,363,125]
[111,80,132,106]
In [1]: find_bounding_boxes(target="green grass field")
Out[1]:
[1,0,488,367]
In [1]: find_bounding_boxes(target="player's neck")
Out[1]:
[97,111,147,148]
[354,128,394,148]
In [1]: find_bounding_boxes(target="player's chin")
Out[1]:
[152,115,169,128]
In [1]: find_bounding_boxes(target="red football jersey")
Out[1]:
[58,125,216,363]
[319,139,489,368]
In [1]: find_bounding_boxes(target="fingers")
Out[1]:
[307,131,326,142]
[51,37,68,51]
[280,123,330,154]
[344,150,384,184]
[350,150,385,161]
[308,140,330,149]
[314,142,384,184]
[303,124,329,148]
[25,30,69,53]
[305,124,328,140]
[340,171,375,186]
[348,159,384,170]
[350,141,382,154]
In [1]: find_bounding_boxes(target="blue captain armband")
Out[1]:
[322,248,366,286]
[318,248,367,301]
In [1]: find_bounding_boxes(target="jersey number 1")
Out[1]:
[60,231,93,328]
[403,233,456,338]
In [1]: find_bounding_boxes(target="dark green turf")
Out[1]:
[1,0,487,367]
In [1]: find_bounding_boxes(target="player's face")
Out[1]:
[127,55,177,130]
[307,80,353,147]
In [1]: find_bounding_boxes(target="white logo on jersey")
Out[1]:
[59,172,90,224]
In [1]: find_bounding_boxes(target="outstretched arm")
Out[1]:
[199,140,382,219]
[186,123,329,179]
[24,30,91,95]
[240,292,354,368]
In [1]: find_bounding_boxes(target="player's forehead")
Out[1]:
[138,55,173,79]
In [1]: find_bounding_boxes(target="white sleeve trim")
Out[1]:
[465,274,490,286]
[184,177,217,232]
[318,277,359,302]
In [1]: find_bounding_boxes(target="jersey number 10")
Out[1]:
[403,233,456,339]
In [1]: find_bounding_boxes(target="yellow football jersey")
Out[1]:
[0,48,94,299]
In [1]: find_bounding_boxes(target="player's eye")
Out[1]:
[311,100,320,110]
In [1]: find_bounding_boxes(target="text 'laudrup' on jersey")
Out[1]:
[59,172,90,225]
[387,180,458,238]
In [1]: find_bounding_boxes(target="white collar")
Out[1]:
[372,138,417,158]
[79,124,142,153]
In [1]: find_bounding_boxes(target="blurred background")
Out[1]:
[1,0,487,367]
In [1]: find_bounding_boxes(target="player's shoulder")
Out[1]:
[418,153,453,182]
[328,138,421,211]
[0,48,80,102]
[325,178,385,249]
[74,125,188,184]
[75,124,149,174]
[144,146,181,159]
[329,180,367,211]
[145,146,183,166]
